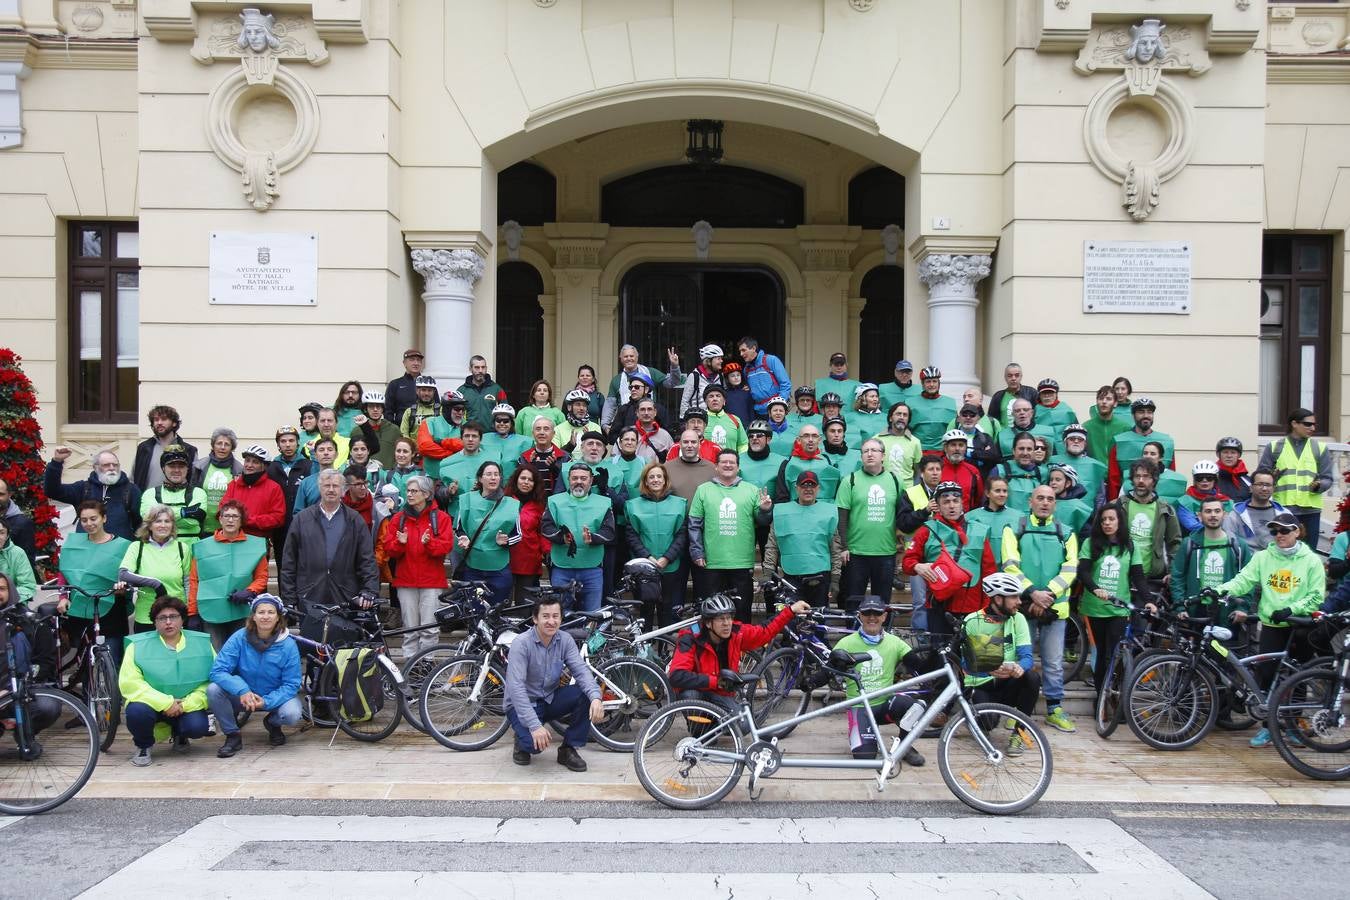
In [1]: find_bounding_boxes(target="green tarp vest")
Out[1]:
[1017,518,1069,601]
[739,452,787,491]
[1050,453,1105,501]
[438,450,490,510]
[926,517,986,588]
[1055,497,1093,535]
[773,501,838,575]
[1113,429,1175,469]
[58,533,131,618]
[626,496,687,573]
[966,506,1021,566]
[546,491,611,569]
[598,456,645,525]
[192,535,267,624]
[908,394,958,450]
[125,630,214,699]
[459,493,520,571]
[782,456,841,501]
[997,464,1045,512]
[422,418,463,479]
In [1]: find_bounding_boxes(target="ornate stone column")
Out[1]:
[410,247,486,392]
[916,251,993,397]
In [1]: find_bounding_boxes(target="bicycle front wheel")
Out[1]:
[320,660,405,743]
[1124,653,1217,750]
[400,645,464,735]
[418,655,511,751]
[88,649,121,752]
[1062,615,1087,686]
[1268,667,1350,781]
[0,687,99,815]
[937,702,1052,815]
[1094,648,1130,739]
[633,700,744,810]
[589,656,671,752]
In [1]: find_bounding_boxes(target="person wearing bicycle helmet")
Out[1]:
[1176,460,1233,535]
[350,390,401,469]
[398,375,440,440]
[962,573,1039,755]
[1033,379,1077,435]
[483,403,529,478]
[1213,437,1251,503]
[907,366,957,452]
[140,444,208,540]
[673,343,725,418]
[1105,396,1175,499]
[556,388,603,452]
[206,593,301,758]
[720,361,755,424]
[668,592,810,716]
[846,383,886,444]
[417,390,467,481]
[787,385,819,432]
[834,595,925,766]
[902,481,997,636]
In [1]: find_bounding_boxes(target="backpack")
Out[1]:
[334,647,386,722]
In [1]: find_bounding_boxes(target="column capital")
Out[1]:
[915,253,993,295]
[410,247,486,293]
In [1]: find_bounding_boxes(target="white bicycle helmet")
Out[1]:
[920,365,941,379]
[241,444,270,462]
[766,395,789,410]
[361,390,385,405]
[699,343,724,360]
[942,429,968,444]
[564,389,590,405]
[982,572,1024,597]
[853,382,879,399]
[491,403,516,419]
[1192,459,1220,477]
[414,375,437,388]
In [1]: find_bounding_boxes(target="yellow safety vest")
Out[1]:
[1271,438,1324,510]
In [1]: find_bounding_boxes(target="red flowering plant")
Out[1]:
[0,349,60,563]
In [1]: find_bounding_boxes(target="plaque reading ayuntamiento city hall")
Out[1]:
[209,231,318,305]
[1082,240,1191,315]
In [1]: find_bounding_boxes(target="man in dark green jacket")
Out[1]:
[1171,497,1252,622]
[459,355,509,426]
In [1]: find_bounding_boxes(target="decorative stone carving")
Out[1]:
[915,252,993,398]
[1056,0,1070,9]
[552,241,603,269]
[1074,18,1211,96]
[802,245,851,271]
[191,7,329,74]
[692,221,714,261]
[848,0,875,12]
[412,248,486,292]
[881,225,902,265]
[71,5,105,32]
[501,221,523,261]
[411,247,487,389]
[534,0,558,7]
[916,254,992,292]
[1235,0,1250,11]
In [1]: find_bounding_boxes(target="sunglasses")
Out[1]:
[858,610,886,617]
[1299,421,1316,428]
[1269,525,1299,535]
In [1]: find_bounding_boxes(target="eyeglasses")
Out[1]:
[154,614,182,623]
[406,487,426,495]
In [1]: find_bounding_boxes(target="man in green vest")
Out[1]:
[141,445,208,540]
[901,481,996,636]
[541,463,614,613]
[878,359,921,410]
[876,402,922,484]
[837,439,904,616]
[846,383,887,444]
[689,449,768,620]
[1256,407,1332,546]
[438,422,492,517]
[773,424,842,502]
[908,366,959,452]
[996,398,1056,462]
[119,595,215,767]
[1050,424,1105,506]
[763,469,841,607]
[1000,485,1079,734]
[815,352,860,405]
[1034,379,1078,434]
[703,384,749,453]
[1083,385,1130,464]
[740,420,787,493]
[1123,459,1182,597]
[1105,396,1175,498]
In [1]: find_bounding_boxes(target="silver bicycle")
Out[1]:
[632,617,1054,814]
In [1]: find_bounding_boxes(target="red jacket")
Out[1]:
[938,459,984,511]
[221,474,286,538]
[509,499,547,577]
[901,516,997,615]
[1105,433,1176,499]
[668,605,796,696]
[665,439,719,464]
[383,502,455,588]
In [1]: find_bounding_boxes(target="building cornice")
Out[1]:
[0,32,137,70]
[1268,54,1350,84]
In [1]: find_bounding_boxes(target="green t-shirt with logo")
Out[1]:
[1126,497,1158,573]
[834,631,912,705]
[690,479,762,570]
[835,469,901,557]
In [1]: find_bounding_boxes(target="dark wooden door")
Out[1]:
[496,262,545,407]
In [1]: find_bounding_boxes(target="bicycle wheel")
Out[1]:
[937,701,1052,815]
[588,656,671,752]
[1094,647,1130,739]
[399,645,463,735]
[751,647,808,736]
[87,649,121,752]
[0,687,99,815]
[319,661,404,743]
[1062,615,1087,686]
[633,699,744,810]
[1268,667,1350,781]
[635,634,677,667]
[301,662,337,728]
[1124,653,1218,750]
[418,655,511,751]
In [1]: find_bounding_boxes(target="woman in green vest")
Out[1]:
[456,460,521,606]
[1076,502,1149,699]
[189,499,269,650]
[600,429,648,595]
[624,462,689,625]
[514,379,565,437]
[118,505,193,633]
[119,595,215,767]
[966,475,1022,567]
[57,500,133,664]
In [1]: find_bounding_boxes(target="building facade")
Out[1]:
[1,0,1347,474]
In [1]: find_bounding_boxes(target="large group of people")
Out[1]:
[0,340,1341,767]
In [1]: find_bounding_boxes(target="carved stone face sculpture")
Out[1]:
[1126,19,1165,64]
[692,220,713,259]
[238,8,279,54]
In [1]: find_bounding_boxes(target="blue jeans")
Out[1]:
[124,701,211,750]
[205,682,302,735]
[1294,511,1321,549]
[464,566,513,607]
[506,683,592,752]
[551,566,603,612]
[909,577,929,632]
[1029,617,1067,705]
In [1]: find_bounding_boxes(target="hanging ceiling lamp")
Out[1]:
[685,119,724,169]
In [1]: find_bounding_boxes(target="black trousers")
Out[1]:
[784,573,830,611]
[1086,615,1128,696]
[1257,624,1293,690]
[842,555,896,612]
[692,568,754,621]
[972,670,1042,717]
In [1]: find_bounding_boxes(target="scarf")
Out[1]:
[634,420,661,444]
[824,441,849,457]
[1185,486,1231,503]
[921,391,940,400]
[858,629,882,645]
[829,372,850,381]
[791,441,822,461]
[769,419,789,434]
[1276,542,1300,557]
[1219,459,1250,479]
[565,411,591,428]
[343,491,373,525]
[747,446,770,461]
[241,470,265,487]
[246,628,280,654]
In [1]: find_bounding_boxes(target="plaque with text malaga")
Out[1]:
[1083,240,1190,315]
[210,232,317,305]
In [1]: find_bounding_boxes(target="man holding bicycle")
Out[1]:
[835,595,926,766]
[962,573,1040,755]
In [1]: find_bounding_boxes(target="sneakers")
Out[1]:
[902,746,925,767]
[217,733,243,759]
[1044,706,1076,733]
[172,734,191,753]
[1007,732,1027,757]
[265,721,286,747]
[205,714,218,738]
[1250,728,1272,748]
[131,747,152,767]
[557,745,588,772]
[512,747,531,766]
[1284,729,1306,748]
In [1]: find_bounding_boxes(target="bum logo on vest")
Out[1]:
[1099,555,1121,582]
[1266,569,1299,595]
[711,425,727,446]
[718,496,739,536]
[866,483,887,522]
[855,649,884,682]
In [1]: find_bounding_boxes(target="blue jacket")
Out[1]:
[44,461,141,540]
[293,471,322,513]
[744,350,791,414]
[209,628,302,711]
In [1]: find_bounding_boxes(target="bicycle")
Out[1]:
[1093,594,1173,738]
[632,613,1053,814]
[1266,610,1350,780]
[41,582,122,752]
[0,603,99,815]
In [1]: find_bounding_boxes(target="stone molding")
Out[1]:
[0,59,28,150]
[1073,19,1211,86]
[1267,3,1350,54]
[915,254,993,297]
[144,0,368,44]
[1036,2,1258,55]
[411,248,486,294]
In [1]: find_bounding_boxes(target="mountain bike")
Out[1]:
[1266,610,1350,780]
[750,584,860,736]
[1093,594,1174,738]
[0,604,99,815]
[633,613,1053,814]
[43,583,122,752]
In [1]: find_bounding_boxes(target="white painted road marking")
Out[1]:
[79,815,1214,899]
[0,815,24,830]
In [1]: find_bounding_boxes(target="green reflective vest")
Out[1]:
[125,630,214,699]
[421,418,464,479]
[58,533,131,618]
[546,491,611,569]
[1270,437,1326,510]
[781,455,842,501]
[626,495,687,573]
[598,455,646,526]
[1050,453,1105,503]
[966,506,1021,566]
[908,394,958,451]
[120,538,191,624]
[772,501,838,576]
[191,535,267,624]
[1112,429,1175,471]
[458,492,521,571]
[690,479,761,570]
[924,517,986,588]
[739,451,787,492]
[993,463,1045,513]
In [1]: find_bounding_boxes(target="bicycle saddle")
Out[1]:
[719,669,761,689]
[827,648,873,670]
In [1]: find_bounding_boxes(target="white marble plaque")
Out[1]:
[209,231,317,305]
[1083,240,1190,314]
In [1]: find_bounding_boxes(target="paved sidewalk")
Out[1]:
[81,710,1350,807]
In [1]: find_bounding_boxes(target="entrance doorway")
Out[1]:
[619,264,785,392]
[496,262,545,407]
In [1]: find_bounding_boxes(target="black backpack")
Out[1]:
[334,648,385,722]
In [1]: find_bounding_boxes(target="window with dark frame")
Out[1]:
[1259,233,1332,434]
[68,221,139,424]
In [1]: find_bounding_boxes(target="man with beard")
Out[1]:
[46,447,142,540]
[938,430,984,511]
[875,402,922,484]
[1105,397,1176,499]
[133,405,198,490]
[458,354,508,426]
[989,362,1037,428]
